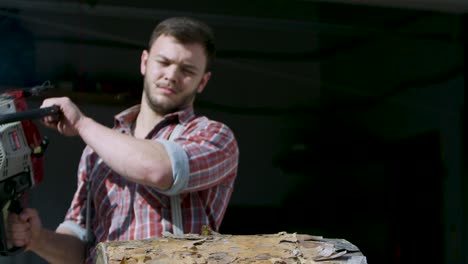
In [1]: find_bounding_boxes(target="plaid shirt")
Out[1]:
[59,105,239,264]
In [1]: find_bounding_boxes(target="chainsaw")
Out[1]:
[0,82,59,256]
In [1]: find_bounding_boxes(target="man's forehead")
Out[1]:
[151,35,207,68]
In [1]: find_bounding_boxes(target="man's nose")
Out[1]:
[164,65,179,82]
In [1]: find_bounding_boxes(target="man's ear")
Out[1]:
[197,72,211,93]
[140,50,149,76]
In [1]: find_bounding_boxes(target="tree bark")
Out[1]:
[95,232,367,264]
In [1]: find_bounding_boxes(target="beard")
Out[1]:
[143,76,199,115]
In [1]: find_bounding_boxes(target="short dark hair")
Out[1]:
[149,16,216,71]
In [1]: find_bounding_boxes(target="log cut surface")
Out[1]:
[95,232,368,264]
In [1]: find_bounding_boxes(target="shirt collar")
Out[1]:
[165,106,195,124]
[114,105,195,128]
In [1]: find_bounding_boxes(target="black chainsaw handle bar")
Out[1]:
[0,105,60,125]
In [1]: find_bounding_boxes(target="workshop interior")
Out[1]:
[0,0,466,263]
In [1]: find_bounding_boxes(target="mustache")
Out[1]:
[156,81,174,89]
[155,81,180,93]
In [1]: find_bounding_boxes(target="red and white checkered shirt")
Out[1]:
[58,105,239,264]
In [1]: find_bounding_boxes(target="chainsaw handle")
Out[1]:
[0,105,60,125]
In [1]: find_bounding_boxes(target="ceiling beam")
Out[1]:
[308,0,468,13]
[0,0,319,32]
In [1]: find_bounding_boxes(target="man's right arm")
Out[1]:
[8,208,86,264]
[30,227,86,264]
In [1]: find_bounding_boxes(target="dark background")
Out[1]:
[0,1,466,263]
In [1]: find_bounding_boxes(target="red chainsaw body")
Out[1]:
[0,86,54,256]
[4,90,44,186]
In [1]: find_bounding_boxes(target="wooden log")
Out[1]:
[95,232,367,264]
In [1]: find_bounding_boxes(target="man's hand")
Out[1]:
[40,97,86,136]
[8,209,87,263]
[7,208,42,251]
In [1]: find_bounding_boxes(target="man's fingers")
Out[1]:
[7,215,31,247]
[9,232,30,248]
[41,114,60,125]
[9,221,30,231]
[19,208,38,222]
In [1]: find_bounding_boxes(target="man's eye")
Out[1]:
[182,69,195,75]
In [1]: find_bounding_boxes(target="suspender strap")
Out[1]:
[86,158,102,243]
[170,195,183,235]
[168,124,184,235]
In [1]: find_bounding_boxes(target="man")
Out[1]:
[7,16,239,264]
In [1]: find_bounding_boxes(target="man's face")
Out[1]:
[140,34,211,115]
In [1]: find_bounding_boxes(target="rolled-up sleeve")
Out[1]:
[155,139,190,195]
[173,120,239,192]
